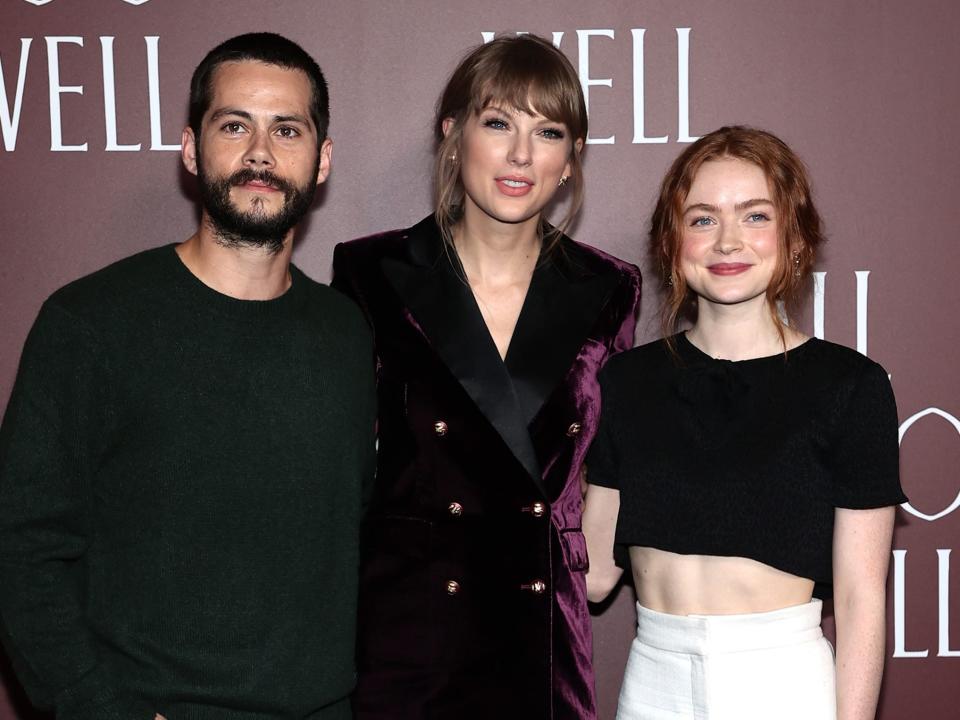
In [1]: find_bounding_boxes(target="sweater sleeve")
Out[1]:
[0,302,146,719]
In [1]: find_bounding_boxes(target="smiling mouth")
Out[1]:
[495,176,534,196]
[708,263,752,275]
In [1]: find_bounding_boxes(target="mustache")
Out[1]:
[227,168,297,195]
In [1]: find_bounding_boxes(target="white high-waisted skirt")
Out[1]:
[616,600,835,720]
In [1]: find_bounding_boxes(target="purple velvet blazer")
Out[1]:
[332,216,640,720]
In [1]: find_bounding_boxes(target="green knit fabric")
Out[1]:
[0,245,376,720]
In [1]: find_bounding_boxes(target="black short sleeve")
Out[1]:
[586,368,620,489]
[831,362,907,509]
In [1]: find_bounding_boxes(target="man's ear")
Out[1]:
[181,127,198,176]
[315,138,333,185]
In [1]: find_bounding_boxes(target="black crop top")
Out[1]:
[586,334,907,598]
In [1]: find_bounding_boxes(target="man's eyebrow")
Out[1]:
[208,108,253,123]
[273,114,310,126]
[207,109,311,128]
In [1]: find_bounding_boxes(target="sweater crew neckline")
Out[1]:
[164,243,309,321]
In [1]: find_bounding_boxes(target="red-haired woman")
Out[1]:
[333,35,641,719]
[583,126,905,720]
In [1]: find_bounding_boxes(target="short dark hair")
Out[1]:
[189,32,330,140]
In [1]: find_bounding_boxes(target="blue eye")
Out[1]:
[691,216,714,227]
[483,118,509,130]
[747,212,770,222]
[540,127,566,140]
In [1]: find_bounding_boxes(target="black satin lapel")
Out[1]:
[381,227,543,484]
[506,258,618,424]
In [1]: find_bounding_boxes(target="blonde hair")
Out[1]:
[433,35,588,251]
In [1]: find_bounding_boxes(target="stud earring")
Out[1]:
[558,176,569,187]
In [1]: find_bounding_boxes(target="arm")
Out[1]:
[832,505,896,720]
[0,302,144,719]
[582,483,624,602]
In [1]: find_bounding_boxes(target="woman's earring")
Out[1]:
[665,274,674,287]
[792,251,801,278]
[558,176,569,187]
[450,152,457,163]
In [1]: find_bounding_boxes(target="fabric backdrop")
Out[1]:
[1,1,957,717]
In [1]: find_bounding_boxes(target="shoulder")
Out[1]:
[333,227,408,266]
[600,337,673,385]
[558,237,641,288]
[45,244,175,319]
[333,215,436,272]
[295,269,371,340]
[802,338,891,386]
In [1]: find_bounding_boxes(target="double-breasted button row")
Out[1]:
[446,579,545,596]
[436,418,579,438]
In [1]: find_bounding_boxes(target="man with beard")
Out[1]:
[0,33,374,720]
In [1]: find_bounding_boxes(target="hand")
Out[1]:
[156,715,167,720]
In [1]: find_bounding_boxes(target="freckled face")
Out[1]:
[451,106,576,233]
[680,158,781,309]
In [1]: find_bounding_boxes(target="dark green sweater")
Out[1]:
[0,245,376,720]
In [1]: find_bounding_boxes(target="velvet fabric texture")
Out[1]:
[332,216,641,720]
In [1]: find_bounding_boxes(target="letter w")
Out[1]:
[1,39,32,151]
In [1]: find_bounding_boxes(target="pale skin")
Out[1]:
[154,60,332,720]
[442,106,581,359]
[583,157,896,720]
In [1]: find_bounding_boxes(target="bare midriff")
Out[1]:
[629,546,816,616]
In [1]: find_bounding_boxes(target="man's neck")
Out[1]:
[176,222,295,301]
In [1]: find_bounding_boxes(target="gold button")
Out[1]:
[446,580,461,595]
[530,502,546,518]
[434,420,448,436]
[522,579,546,594]
[448,502,463,517]
[566,422,582,437]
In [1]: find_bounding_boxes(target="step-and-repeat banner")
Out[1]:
[1,1,957,717]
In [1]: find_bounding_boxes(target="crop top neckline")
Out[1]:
[677,332,818,365]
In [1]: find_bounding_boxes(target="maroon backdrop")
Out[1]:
[1,1,958,718]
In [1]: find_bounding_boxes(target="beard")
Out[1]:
[197,150,320,254]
